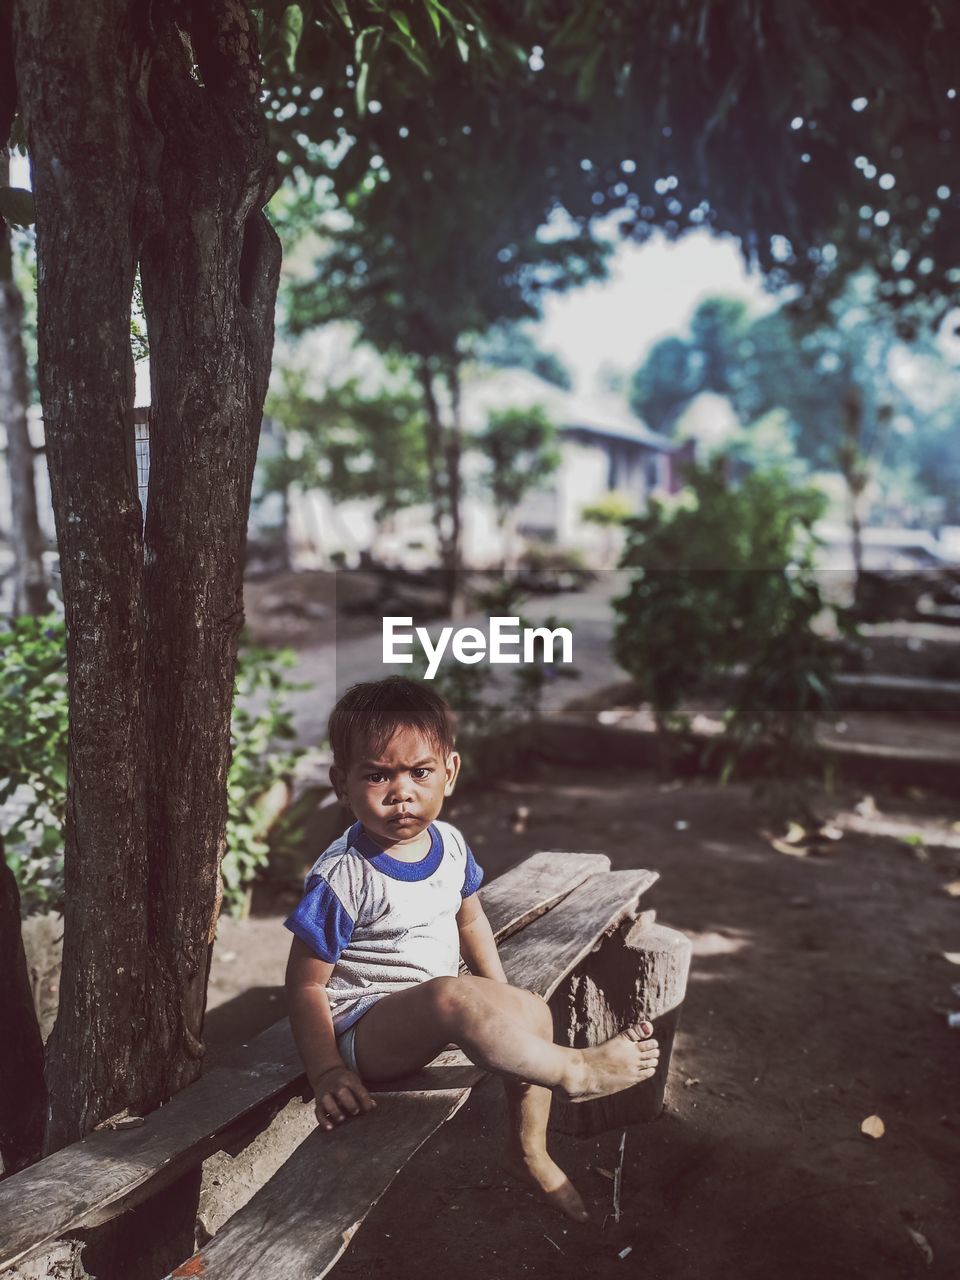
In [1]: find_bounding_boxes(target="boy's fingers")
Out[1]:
[355,1083,377,1112]
[336,1086,360,1116]
[320,1092,345,1124]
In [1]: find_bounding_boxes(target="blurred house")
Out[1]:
[458,369,685,565]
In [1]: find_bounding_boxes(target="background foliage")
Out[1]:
[0,620,304,916]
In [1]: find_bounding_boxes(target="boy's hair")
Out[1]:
[328,676,456,768]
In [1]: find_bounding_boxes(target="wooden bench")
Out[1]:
[0,852,690,1280]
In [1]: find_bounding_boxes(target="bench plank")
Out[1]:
[0,851,608,1272]
[168,1090,469,1280]
[180,867,658,1280]
[478,850,611,943]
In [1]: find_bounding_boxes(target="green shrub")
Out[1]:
[612,462,847,818]
[0,616,69,908]
[223,644,306,913]
[0,618,304,916]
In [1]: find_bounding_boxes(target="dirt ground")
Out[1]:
[202,766,960,1280]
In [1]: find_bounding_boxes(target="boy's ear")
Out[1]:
[443,751,461,796]
[329,763,347,803]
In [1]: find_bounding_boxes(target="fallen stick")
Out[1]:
[613,1131,626,1224]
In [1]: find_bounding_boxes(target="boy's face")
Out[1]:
[330,725,460,850]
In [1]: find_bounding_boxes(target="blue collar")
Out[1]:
[348,821,443,882]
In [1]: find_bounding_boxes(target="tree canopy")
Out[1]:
[259,1,959,322]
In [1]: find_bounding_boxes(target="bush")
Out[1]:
[0,617,69,908]
[0,618,304,916]
[612,462,848,818]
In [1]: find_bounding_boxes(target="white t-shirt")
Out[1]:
[284,819,484,1033]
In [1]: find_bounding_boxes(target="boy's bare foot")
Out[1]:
[561,1022,660,1103]
[502,1150,590,1222]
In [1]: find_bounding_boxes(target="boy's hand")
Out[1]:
[312,1066,377,1131]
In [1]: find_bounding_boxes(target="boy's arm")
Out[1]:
[456,893,507,982]
[285,936,376,1129]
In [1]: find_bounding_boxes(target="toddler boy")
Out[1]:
[285,675,659,1221]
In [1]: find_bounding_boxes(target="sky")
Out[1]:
[537,223,773,395]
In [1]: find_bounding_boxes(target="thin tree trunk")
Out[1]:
[417,357,462,614]
[840,384,866,600]
[12,0,281,1151]
[417,358,451,559]
[0,148,49,616]
[444,361,465,617]
[0,839,46,1176]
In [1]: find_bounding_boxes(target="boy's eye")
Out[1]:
[366,772,388,784]
[412,767,432,779]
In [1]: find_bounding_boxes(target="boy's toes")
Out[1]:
[623,1021,654,1042]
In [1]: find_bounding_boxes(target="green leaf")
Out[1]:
[422,0,442,38]
[386,29,430,75]
[279,5,305,73]
[354,26,383,113]
[330,0,353,34]
[389,8,412,39]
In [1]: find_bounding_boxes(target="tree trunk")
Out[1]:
[840,384,867,601]
[0,148,49,617]
[444,361,465,617]
[0,839,47,1176]
[549,911,691,1136]
[12,0,281,1151]
[417,358,463,616]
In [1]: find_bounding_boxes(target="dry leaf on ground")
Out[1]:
[942,953,960,965]
[861,1114,885,1138]
[769,837,811,857]
[941,881,960,898]
[905,1227,934,1266]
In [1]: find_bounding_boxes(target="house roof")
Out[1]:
[460,368,680,454]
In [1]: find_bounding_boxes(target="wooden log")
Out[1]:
[549,911,692,1136]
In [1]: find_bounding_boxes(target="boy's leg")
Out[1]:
[496,990,591,1222]
[351,976,656,1223]
[351,974,658,1101]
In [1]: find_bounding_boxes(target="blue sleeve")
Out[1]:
[284,877,355,963]
[461,844,484,898]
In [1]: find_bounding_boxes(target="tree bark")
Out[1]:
[444,361,465,618]
[11,0,281,1151]
[0,148,49,616]
[549,911,691,1136]
[416,358,465,617]
[0,838,46,1176]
